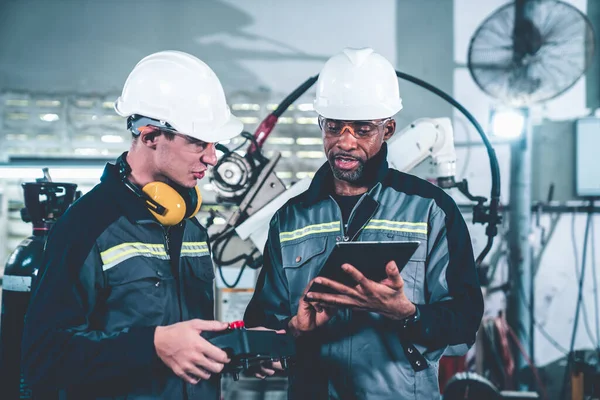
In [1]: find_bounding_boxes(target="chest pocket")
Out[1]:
[281,237,329,311]
[182,253,216,320]
[103,258,173,330]
[398,236,427,304]
[358,228,428,303]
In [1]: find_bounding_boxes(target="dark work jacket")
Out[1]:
[22,162,219,400]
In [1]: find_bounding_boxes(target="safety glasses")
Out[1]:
[318,116,391,139]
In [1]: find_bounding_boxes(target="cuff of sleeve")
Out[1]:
[280,316,293,332]
[127,326,161,369]
[402,304,434,343]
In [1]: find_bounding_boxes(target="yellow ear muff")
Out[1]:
[188,186,202,217]
[142,182,186,226]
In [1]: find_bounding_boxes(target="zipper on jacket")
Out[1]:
[163,224,185,323]
[163,226,171,253]
[331,192,374,242]
[350,200,379,242]
[329,195,349,241]
[347,194,369,242]
[346,185,380,241]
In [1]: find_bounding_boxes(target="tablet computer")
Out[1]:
[308,240,420,294]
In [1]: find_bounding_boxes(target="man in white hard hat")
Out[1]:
[22,51,243,400]
[245,48,483,399]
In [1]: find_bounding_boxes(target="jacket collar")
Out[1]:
[101,162,158,223]
[303,142,390,206]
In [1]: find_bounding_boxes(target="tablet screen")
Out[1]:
[308,240,420,294]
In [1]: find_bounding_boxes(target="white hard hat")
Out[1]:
[313,47,403,120]
[114,50,243,143]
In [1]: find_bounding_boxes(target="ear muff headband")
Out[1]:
[116,153,202,226]
[182,186,202,219]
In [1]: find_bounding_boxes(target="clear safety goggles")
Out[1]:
[128,115,209,149]
[318,116,391,139]
[128,115,180,136]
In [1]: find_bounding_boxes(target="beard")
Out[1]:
[328,152,366,183]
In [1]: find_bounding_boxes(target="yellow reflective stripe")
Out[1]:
[280,221,340,239]
[364,219,427,234]
[181,241,210,257]
[368,219,427,227]
[101,243,169,271]
[181,241,208,251]
[101,242,161,259]
[103,247,168,265]
[280,221,341,243]
[364,226,428,234]
[101,243,167,264]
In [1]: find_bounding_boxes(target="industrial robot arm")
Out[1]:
[387,117,457,188]
[210,70,501,281]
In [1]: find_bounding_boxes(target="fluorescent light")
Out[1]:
[231,103,260,111]
[268,137,295,145]
[7,112,29,120]
[36,100,61,107]
[0,167,104,180]
[75,100,95,108]
[297,103,314,111]
[296,117,318,125]
[73,134,96,142]
[40,113,60,122]
[297,137,322,145]
[5,134,28,141]
[239,117,259,124]
[5,99,29,107]
[101,115,122,122]
[101,134,124,143]
[297,151,324,159]
[36,134,55,141]
[74,148,101,156]
[489,108,527,139]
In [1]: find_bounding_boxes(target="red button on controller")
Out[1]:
[229,320,245,329]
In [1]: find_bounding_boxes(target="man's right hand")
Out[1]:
[288,279,336,338]
[154,319,230,384]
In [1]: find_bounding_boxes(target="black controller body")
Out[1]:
[203,329,295,379]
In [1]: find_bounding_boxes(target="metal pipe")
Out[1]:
[506,114,532,390]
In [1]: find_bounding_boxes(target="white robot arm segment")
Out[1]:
[386,117,457,184]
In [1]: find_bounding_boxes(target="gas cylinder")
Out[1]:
[0,173,78,399]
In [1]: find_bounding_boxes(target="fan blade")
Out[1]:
[470,63,513,71]
[470,45,515,51]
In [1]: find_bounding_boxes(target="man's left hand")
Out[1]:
[304,261,416,320]
[247,327,286,379]
[253,359,284,380]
